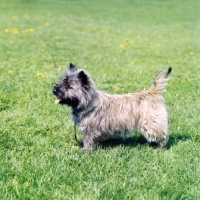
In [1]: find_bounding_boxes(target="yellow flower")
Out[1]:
[73,146,81,149]
[58,64,62,68]
[6,114,11,118]
[37,72,45,78]
[4,29,9,33]
[29,28,35,32]
[189,52,194,56]
[8,70,13,74]
[131,62,134,65]
[12,28,19,34]
[120,44,125,49]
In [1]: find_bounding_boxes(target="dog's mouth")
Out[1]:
[54,95,79,108]
[55,97,62,104]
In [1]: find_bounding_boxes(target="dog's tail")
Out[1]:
[149,67,172,94]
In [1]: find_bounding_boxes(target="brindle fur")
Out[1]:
[53,63,172,150]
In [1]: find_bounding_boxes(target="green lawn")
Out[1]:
[0,0,200,199]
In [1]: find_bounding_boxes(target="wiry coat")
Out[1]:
[53,63,172,150]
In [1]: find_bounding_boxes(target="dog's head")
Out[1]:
[53,63,96,109]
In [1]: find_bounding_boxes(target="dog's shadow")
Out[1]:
[76,133,192,150]
[166,133,192,148]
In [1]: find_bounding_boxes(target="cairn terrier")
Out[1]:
[53,63,172,150]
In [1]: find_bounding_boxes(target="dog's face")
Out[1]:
[53,63,92,109]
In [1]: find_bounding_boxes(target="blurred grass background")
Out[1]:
[0,0,200,199]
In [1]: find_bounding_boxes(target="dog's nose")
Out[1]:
[53,88,57,95]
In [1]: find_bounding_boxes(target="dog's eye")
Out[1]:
[65,83,73,89]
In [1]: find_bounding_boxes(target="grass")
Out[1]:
[0,0,200,199]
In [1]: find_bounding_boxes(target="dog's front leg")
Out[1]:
[82,134,96,151]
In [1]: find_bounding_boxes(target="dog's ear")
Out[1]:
[78,71,88,86]
[69,63,77,72]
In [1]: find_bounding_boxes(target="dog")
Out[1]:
[53,63,172,150]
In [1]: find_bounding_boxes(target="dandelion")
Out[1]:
[6,114,11,118]
[120,44,125,49]
[29,28,35,33]
[120,41,133,49]
[12,28,19,34]
[37,72,45,78]
[8,70,13,74]
[131,62,134,65]
[4,29,9,33]
[189,52,194,56]
[58,64,62,68]
[129,40,134,45]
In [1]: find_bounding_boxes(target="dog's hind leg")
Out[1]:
[140,124,168,147]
